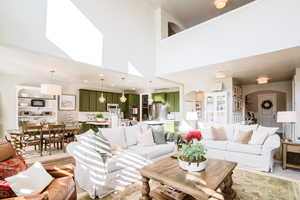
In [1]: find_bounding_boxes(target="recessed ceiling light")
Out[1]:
[214,0,228,9]
[256,76,270,84]
[99,73,104,77]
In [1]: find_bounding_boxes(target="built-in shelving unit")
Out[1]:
[205,91,228,123]
[16,86,58,128]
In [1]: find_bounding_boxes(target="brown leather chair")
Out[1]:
[0,142,77,200]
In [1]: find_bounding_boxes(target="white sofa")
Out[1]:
[199,123,281,172]
[67,125,176,199]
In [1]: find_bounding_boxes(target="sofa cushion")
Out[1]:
[234,130,253,144]
[124,125,141,146]
[249,126,279,145]
[234,124,258,140]
[100,127,127,148]
[227,142,262,155]
[0,155,29,180]
[137,128,155,146]
[211,127,227,141]
[204,140,228,150]
[128,143,175,160]
[0,180,16,198]
[199,123,236,141]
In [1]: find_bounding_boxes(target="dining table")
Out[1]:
[7,126,80,156]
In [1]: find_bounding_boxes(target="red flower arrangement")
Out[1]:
[185,130,202,143]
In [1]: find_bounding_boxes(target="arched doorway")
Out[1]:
[245,90,287,127]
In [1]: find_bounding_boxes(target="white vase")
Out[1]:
[178,158,207,172]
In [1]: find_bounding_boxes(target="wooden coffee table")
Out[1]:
[139,157,237,200]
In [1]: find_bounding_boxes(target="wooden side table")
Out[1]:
[282,142,300,170]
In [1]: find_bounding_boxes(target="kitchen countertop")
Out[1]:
[142,121,165,125]
[86,121,110,126]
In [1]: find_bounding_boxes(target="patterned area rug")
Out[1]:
[78,168,300,200]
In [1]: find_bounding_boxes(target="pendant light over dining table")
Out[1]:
[99,78,106,103]
[40,70,62,96]
[120,77,127,103]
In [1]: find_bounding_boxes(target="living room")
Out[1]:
[0,0,300,200]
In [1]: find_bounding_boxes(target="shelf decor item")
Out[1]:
[178,130,207,172]
[59,94,76,111]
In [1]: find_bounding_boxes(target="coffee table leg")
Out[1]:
[140,176,151,200]
[222,172,236,200]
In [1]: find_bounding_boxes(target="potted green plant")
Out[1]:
[178,130,207,171]
[96,113,104,121]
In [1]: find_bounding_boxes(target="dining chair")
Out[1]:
[45,124,66,155]
[64,122,81,143]
[21,124,43,156]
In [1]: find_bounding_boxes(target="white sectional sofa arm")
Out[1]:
[262,134,281,153]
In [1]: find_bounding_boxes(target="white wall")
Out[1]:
[157,0,300,76]
[0,0,156,77]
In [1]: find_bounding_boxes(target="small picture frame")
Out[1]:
[59,94,76,111]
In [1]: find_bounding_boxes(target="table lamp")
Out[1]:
[277,111,297,141]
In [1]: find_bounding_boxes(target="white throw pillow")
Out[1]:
[100,127,127,148]
[5,162,53,196]
[249,126,279,145]
[124,125,141,146]
[137,128,155,146]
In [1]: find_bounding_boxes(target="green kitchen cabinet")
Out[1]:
[166,92,175,112]
[96,91,106,112]
[174,91,180,112]
[112,93,119,104]
[128,94,134,107]
[134,94,140,107]
[128,94,140,107]
[153,93,166,103]
[105,92,113,104]
[79,90,90,111]
[89,90,97,112]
